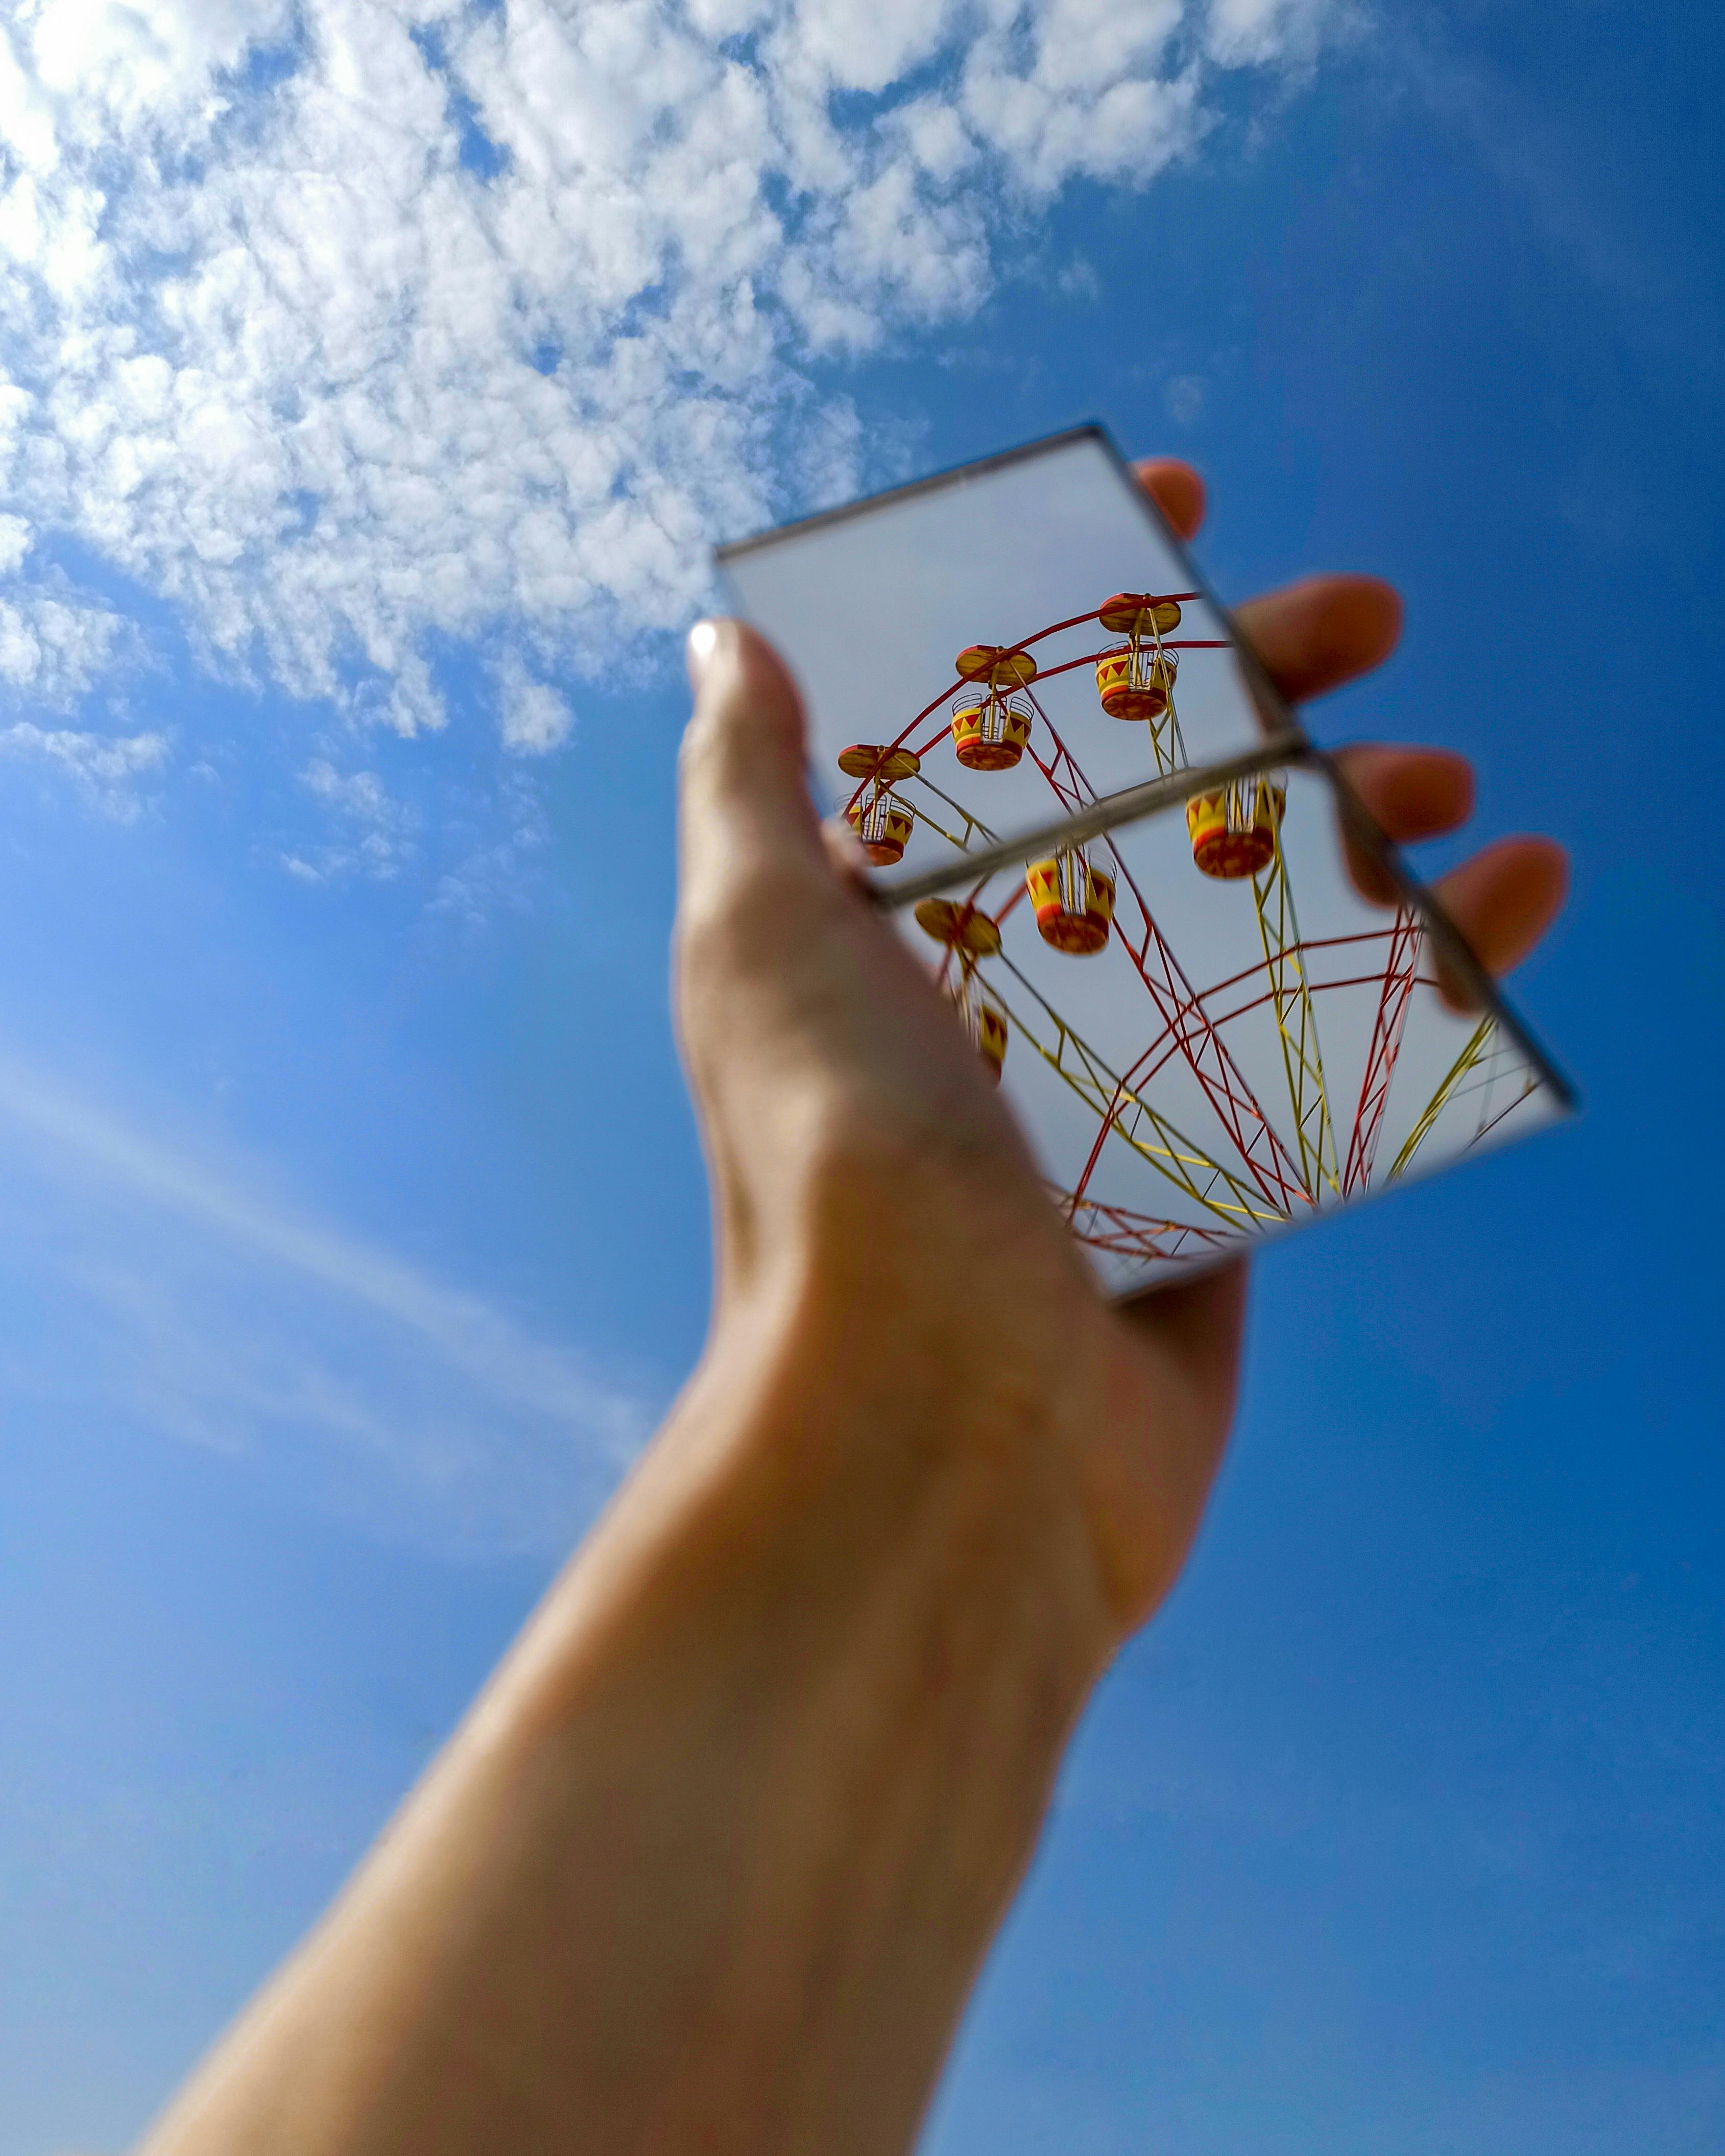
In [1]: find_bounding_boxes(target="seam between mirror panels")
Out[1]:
[1089,426,1576,1115]
[871,738,1576,1117]
[872,733,1314,909]
[1310,747,1579,1112]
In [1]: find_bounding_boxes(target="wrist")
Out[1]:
[665,1199,1118,1704]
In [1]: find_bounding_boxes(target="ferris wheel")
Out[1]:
[832,591,1543,1276]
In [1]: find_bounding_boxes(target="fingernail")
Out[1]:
[686,618,720,689]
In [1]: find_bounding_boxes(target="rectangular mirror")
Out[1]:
[720,427,1280,887]
[877,760,1567,1293]
[718,427,1573,1295]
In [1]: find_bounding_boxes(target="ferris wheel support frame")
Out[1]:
[1385,1014,1496,1181]
[1342,905,1424,1194]
[978,955,1280,1229]
[866,594,1559,1273]
[1052,1188,1235,1269]
[1014,699,1314,1218]
[1249,823,1341,1203]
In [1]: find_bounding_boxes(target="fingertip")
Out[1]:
[1481,833,1571,928]
[1505,832,1571,922]
[1435,833,1570,995]
[686,615,785,689]
[683,618,803,734]
[1132,457,1206,542]
[1236,574,1405,703]
[686,616,721,688]
[1528,831,1570,878]
[678,617,815,856]
[1337,575,1404,664]
[1339,742,1475,841]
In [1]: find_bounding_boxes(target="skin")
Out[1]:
[134,461,1565,2156]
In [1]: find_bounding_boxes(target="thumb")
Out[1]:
[679,620,827,917]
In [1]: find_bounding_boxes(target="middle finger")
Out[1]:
[1235,575,1402,705]
[1334,742,1474,904]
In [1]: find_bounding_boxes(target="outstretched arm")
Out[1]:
[135,463,1564,2156]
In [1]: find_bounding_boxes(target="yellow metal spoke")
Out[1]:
[1385,1015,1497,1181]
[901,778,997,856]
[988,964,1284,1229]
[1250,826,1339,1202]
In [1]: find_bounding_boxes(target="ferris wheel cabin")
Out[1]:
[1186,778,1287,880]
[1093,592,1183,723]
[949,644,1038,771]
[1025,848,1115,954]
[912,896,1003,957]
[974,1001,1008,1082]
[1095,643,1179,721]
[913,898,1009,1081]
[837,742,921,865]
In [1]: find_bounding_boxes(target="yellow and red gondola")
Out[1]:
[1186,777,1286,880]
[913,897,1008,1080]
[837,742,921,865]
[950,644,1037,771]
[1094,592,1182,723]
[1025,848,1115,954]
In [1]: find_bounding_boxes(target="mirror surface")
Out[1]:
[720,430,1277,888]
[891,763,1565,1293]
[719,430,1569,1293]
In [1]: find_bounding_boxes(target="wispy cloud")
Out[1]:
[1406,30,1724,401]
[0,715,168,818]
[496,656,574,757]
[283,756,418,882]
[0,1054,653,1553]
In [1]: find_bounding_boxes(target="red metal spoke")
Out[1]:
[1052,1187,1234,1264]
[1342,907,1424,1194]
[842,598,1211,813]
[1098,842,1311,1213]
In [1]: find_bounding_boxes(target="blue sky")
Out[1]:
[2,1,1722,2149]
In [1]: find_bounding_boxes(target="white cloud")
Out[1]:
[427,767,552,927]
[1165,371,1206,423]
[0,586,127,701]
[0,1050,652,1552]
[0,712,167,819]
[496,656,573,755]
[284,754,417,881]
[0,0,1348,752]
[1206,0,1352,65]
[0,716,166,777]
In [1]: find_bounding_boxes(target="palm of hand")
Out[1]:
[677,460,1565,1648]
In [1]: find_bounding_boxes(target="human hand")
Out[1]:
[676,458,1567,1659]
[135,461,1568,2156]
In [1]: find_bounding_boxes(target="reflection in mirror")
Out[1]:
[894,764,1566,1296]
[719,429,1279,887]
[719,428,1570,1295]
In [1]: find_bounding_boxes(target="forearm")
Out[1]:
[136,1283,1109,2156]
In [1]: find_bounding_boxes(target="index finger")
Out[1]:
[1132,458,1206,543]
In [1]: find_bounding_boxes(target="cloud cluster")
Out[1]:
[284,754,419,881]
[0,0,1346,757]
